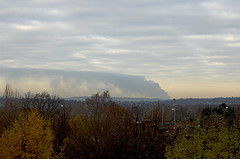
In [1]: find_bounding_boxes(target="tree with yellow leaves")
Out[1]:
[0,109,54,159]
[165,114,240,159]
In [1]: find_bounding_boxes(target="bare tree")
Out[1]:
[86,91,113,117]
[0,84,21,134]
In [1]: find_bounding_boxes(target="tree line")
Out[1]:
[0,84,240,158]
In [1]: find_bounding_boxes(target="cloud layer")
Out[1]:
[1,0,240,98]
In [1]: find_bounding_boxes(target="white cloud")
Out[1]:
[206,62,226,66]
[226,43,240,47]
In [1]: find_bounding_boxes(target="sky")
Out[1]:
[1,0,240,99]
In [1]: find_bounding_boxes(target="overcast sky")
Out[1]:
[1,0,240,98]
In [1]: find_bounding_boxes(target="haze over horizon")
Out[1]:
[1,0,240,98]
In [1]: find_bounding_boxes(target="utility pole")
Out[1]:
[173,99,176,136]
[162,104,164,126]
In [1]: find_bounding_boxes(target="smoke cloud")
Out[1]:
[0,67,170,99]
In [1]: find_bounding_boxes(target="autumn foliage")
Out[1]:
[165,113,240,158]
[63,104,134,158]
[0,109,54,159]
[1,85,240,158]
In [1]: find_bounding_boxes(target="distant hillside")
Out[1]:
[65,96,240,106]
[162,97,240,106]
[65,96,168,102]
[1,96,240,107]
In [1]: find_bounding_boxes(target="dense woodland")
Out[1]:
[0,85,240,158]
